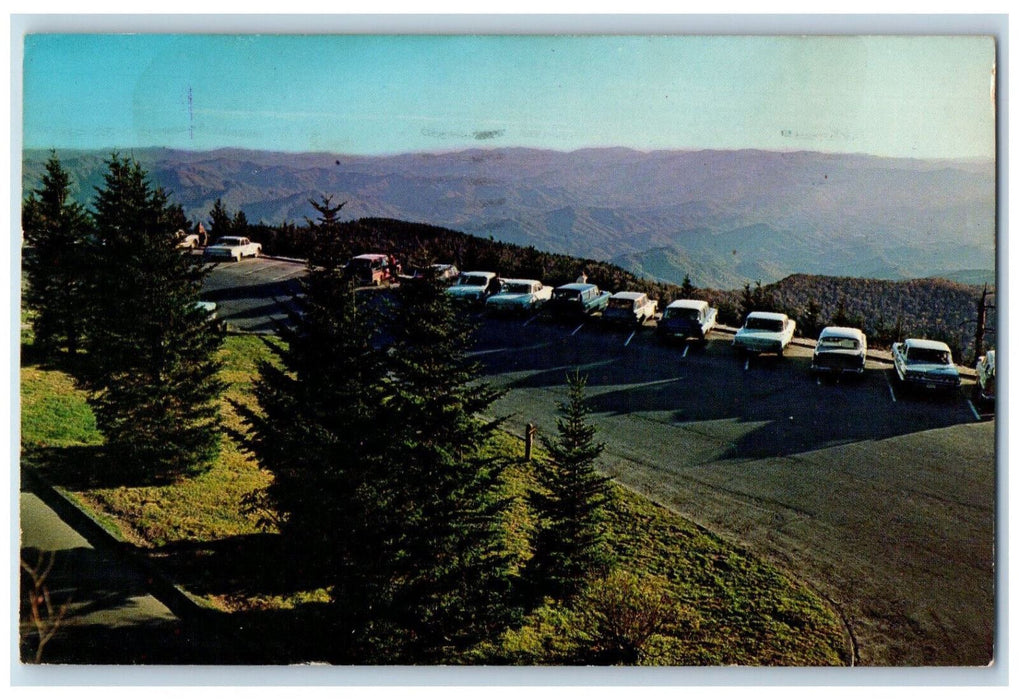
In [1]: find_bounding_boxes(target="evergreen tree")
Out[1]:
[232,209,249,234]
[377,271,517,662]
[208,198,232,239]
[680,274,696,299]
[22,152,92,356]
[526,371,615,602]
[240,197,395,658]
[82,154,224,478]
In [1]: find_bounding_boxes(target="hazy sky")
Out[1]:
[21,33,996,159]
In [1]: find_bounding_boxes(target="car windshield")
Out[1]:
[458,275,489,287]
[908,347,950,365]
[503,282,533,294]
[819,336,859,350]
[745,317,785,332]
[608,298,635,309]
[664,307,699,321]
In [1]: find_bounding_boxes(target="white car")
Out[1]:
[657,299,718,341]
[485,279,552,313]
[733,311,796,356]
[446,271,499,304]
[603,291,658,326]
[176,230,200,249]
[203,236,262,262]
[892,338,961,392]
[811,326,867,375]
[974,350,995,406]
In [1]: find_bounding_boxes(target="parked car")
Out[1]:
[193,300,218,320]
[446,271,499,303]
[546,283,612,317]
[811,326,867,376]
[203,236,262,262]
[891,338,961,392]
[485,279,552,314]
[176,230,200,249]
[346,253,399,286]
[411,263,460,285]
[733,311,796,356]
[974,349,995,406]
[657,299,718,341]
[603,291,658,326]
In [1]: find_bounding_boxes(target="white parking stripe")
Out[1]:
[744,359,750,372]
[966,400,982,421]
[522,314,539,327]
[624,330,637,347]
[571,323,585,336]
[884,372,897,403]
[682,344,689,358]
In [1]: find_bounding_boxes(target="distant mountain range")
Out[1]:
[22,146,996,289]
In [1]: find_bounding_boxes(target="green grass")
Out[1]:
[20,331,850,665]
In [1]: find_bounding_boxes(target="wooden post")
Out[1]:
[525,423,536,461]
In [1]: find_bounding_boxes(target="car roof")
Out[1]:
[609,291,646,300]
[557,283,597,291]
[666,299,708,310]
[498,278,540,286]
[746,311,788,321]
[905,338,952,351]
[461,270,497,277]
[352,253,387,261]
[819,326,866,341]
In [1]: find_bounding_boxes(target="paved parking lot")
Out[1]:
[472,313,995,667]
[204,259,997,667]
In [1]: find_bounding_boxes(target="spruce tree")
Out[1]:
[378,271,517,662]
[241,197,396,658]
[527,371,615,602]
[680,274,696,299]
[22,152,92,357]
[208,198,232,240]
[82,154,224,478]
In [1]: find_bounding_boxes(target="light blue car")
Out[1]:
[485,279,552,314]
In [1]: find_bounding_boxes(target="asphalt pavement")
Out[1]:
[192,258,999,667]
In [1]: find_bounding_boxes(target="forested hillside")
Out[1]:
[23,147,995,288]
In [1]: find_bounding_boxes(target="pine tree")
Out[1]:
[526,371,615,602]
[208,198,232,240]
[22,152,92,357]
[82,154,224,478]
[240,197,398,658]
[681,274,696,299]
[377,271,517,662]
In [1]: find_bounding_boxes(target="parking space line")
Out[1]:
[743,359,750,372]
[966,399,982,421]
[570,323,585,336]
[884,371,897,402]
[522,314,539,327]
[624,330,637,347]
[682,344,689,358]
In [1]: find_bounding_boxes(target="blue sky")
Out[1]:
[21,33,996,159]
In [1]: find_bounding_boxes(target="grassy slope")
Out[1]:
[20,333,849,665]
